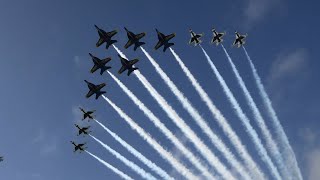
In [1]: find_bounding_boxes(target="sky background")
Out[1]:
[0,0,319,179]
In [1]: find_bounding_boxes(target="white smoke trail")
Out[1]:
[141,47,251,180]
[221,45,291,179]
[95,120,174,180]
[200,46,281,180]
[112,46,234,180]
[107,72,214,180]
[86,150,134,180]
[102,95,199,180]
[90,135,157,180]
[169,47,265,180]
[243,46,303,180]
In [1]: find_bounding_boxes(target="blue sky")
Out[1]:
[0,0,319,179]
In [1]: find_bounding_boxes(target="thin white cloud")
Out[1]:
[268,49,308,83]
[243,0,284,26]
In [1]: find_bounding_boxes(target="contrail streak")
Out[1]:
[95,120,174,180]
[102,95,199,180]
[169,47,265,180]
[200,46,281,180]
[90,135,157,180]
[113,45,234,180]
[243,46,303,180]
[222,45,291,179]
[141,47,251,180]
[86,150,134,180]
[107,72,214,180]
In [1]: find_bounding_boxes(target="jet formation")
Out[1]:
[71,25,248,153]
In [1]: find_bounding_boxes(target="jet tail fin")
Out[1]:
[128,67,138,76]
[106,40,117,49]
[96,91,106,99]
[163,43,174,52]
[134,42,145,51]
[100,66,111,75]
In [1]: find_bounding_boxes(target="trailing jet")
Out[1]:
[79,107,95,120]
[118,55,139,76]
[211,28,225,46]
[233,31,247,48]
[0,156,3,162]
[89,53,112,75]
[124,27,146,51]
[71,141,86,153]
[94,25,118,49]
[189,29,203,46]
[84,80,106,99]
[75,124,91,136]
[154,29,175,52]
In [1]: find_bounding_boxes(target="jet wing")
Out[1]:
[118,66,127,74]
[86,90,94,98]
[165,34,175,41]
[96,38,105,47]
[124,40,134,49]
[154,41,163,50]
[90,65,99,73]
[107,30,117,37]
[129,59,139,66]
[101,57,112,64]
[135,33,146,40]
[97,83,106,90]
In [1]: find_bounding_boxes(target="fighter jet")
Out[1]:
[0,156,3,162]
[118,55,139,76]
[124,27,146,51]
[75,124,91,136]
[89,53,112,75]
[94,25,118,49]
[211,28,226,46]
[154,29,176,52]
[84,80,106,99]
[189,29,203,46]
[71,141,87,153]
[233,31,247,48]
[79,107,95,120]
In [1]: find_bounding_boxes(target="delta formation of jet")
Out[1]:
[84,80,106,100]
[124,27,146,51]
[79,107,95,120]
[89,53,112,75]
[95,25,118,49]
[233,31,247,48]
[211,28,225,46]
[71,141,87,153]
[189,29,203,46]
[154,29,175,52]
[118,54,139,76]
[75,124,91,136]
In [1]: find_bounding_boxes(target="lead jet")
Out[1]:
[118,55,139,76]
[79,107,95,120]
[94,25,118,49]
[154,29,175,52]
[75,124,91,136]
[89,53,112,75]
[233,31,247,48]
[124,27,146,51]
[84,80,106,99]
[211,28,225,46]
[71,141,87,153]
[189,29,203,46]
